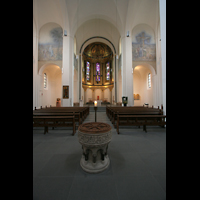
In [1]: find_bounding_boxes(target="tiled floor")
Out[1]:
[33,111,166,200]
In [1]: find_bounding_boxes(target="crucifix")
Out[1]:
[93,71,103,84]
[136,32,150,47]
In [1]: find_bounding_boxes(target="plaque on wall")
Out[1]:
[63,85,69,99]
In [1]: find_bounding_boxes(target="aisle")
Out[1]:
[33,111,166,200]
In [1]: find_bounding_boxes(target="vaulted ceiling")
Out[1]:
[34,0,159,36]
[33,0,159,55]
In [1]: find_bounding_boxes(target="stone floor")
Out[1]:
[33,111,166,200]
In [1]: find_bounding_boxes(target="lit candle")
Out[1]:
[94,101,97,107]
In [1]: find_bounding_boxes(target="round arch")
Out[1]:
[39,63,62,75]
[80,36,116,55]
[38,22,63,73]
[39,63,62,107]
[72,0,123,36]
[133,63,155,107]
[79,36,117,103]
[39,22,63,34]
[133,63,156,76]
[131,23,155,40]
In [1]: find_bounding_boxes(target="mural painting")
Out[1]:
[132,31,156,61]
[38,25,63,61]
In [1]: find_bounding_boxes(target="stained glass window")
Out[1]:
[106,62,110,80]
[96,63,100,81]
[86,61,90,80]
[44,73,47,89]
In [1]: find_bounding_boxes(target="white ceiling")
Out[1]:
[34,0,159,36]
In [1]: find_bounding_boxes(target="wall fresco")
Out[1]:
[132,31,156,61]
[38,24,63,61]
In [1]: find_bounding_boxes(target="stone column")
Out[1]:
[121,36,133,106]
[159,0,166,115]
[62,35,74,106]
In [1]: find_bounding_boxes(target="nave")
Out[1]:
[33,111,166,200]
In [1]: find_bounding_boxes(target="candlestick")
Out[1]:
[94,107,97,122]
[94,101,97,122]
[94,101,97,107]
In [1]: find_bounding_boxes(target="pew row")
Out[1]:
[106,106,163,128]
[33,112,81,127]
[33,116,76,135]
[106,105,166,133]
[34,106,89,124]
[33,106,89,135]
[116,114,166,134]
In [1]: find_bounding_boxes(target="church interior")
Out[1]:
[33,0,166,199]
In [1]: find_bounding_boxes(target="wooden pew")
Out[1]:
[33,106,89,135]
[45,106,89,121]
[33,112,81,127]
[116,114,166,134]
[106,105,166,133]
[107,106,163,127]
[34,106,89,124]
[33,115,75,135]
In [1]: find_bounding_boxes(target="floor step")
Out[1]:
[89,106,106,112]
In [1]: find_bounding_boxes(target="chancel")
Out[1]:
[82,42,114,105]
[33,0,166,199]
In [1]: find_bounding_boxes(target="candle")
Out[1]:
[94,101,97,107]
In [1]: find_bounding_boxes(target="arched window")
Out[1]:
[44,73,47,89]
[148,73,151,88]
[86,61,90,80]
[96,63,100,81]
[106,62,110,80]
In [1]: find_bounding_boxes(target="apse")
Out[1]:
[82,42,114,104]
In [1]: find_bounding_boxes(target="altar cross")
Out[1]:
[93,71,103,84]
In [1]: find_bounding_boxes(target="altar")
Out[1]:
[97,100,102,106]
[86,99,111,105]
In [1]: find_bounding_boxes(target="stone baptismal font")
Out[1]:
[78,122,112,173]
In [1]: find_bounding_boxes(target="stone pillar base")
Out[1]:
[80,154,110,173]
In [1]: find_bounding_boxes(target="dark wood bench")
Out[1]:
[34,106,89,124]
[106,105,165,133]
[116,114,166,134]
[49,106,89,120]
[106,105,163,119]
[33,115,75,135]
[44,106,89,118]
[33,112,81,127]
[107,106,163,127]
[106,106,149,120]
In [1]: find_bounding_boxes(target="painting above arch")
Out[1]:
[132,24,156,61]
[38,23,63,61]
